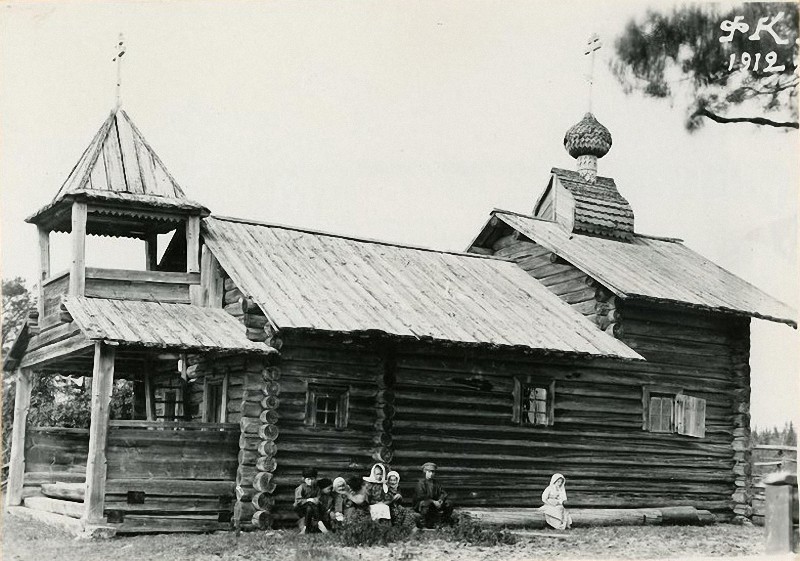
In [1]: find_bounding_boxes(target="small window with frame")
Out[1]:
[512,378,555,426]
[203,373,229,423]
[643,386,706,438]
[206,382,224,423]
[305,385,349,429]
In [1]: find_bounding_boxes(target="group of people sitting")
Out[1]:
[294,463,572,534]
[293,461,453,534]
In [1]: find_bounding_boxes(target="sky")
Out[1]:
[1,0,797,428]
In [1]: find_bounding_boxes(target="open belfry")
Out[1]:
[3,50,795,534]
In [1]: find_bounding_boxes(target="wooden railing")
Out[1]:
[39,268,201,325]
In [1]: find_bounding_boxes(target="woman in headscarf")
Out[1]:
[363,463,392,523]
[386,470,420,530]
[331,476,366,528]
[539,473,572,530]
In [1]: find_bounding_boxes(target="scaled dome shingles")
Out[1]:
[564,113,613,158]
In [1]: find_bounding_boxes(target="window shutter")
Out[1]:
[661,397,673,432]
[675,394,686,434]
[337,390,350,429]
[304,386,315,427]
[512,378,521,424]
[548,380,556,426]
[693,398,706,438]
[649,396,661,432]
[676,395,706,438]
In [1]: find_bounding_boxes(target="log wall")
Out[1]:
[213,254,744,526]
[23,424,238,532]
[23,427,88,497]
[492,237,609,327]
[486,236,749,519]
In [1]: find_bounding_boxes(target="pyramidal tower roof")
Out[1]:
[27,109,208,232]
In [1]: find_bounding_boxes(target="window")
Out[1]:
[643,386,706,438]
[512,378,555,426]
[305,385,349,429]
[202,373,228,423]
[206,382,224,423]
[163,390,177,421]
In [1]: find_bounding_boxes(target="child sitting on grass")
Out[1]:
[294,467,327,534]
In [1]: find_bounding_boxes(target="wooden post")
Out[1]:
[37,227,50,318]
[145,234,158,271]
[83,342,115,523]
[764,473,797,554]
[69,201,87,296]
[5,369,33,507]
[143,358,155,422]
[200,245,224,308]
[186,216,200,274]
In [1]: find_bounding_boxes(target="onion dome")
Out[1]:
[563,113,612,159]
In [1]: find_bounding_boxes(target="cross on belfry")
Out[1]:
[112,33,126,110]
[584,34,601,112]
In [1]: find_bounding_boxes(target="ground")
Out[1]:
[2,515,765,561]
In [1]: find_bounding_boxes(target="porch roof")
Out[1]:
[63,297,274,353]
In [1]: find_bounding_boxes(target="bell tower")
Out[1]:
[26,109,210,324]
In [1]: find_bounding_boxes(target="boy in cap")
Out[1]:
[413,462,453,528]
[316,477,335,531]
[294,467,327,534]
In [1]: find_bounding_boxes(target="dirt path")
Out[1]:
[2,515,764,560]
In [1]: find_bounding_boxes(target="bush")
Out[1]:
[445,513,517,546]
[334,513,416,547]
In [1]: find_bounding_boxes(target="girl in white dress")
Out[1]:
[539,473,573,530]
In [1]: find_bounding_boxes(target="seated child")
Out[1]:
[386,470,420,530]
[316,477,334,532]
[293,467,326,534]
[413,462,453,528]
[363,463,392,523]
[539,473,572,530]
[331,476,367,528]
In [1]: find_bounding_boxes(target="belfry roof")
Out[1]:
[27,109,208,231]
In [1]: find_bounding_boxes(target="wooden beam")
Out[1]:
[186,216,200,274]
[5,369,33,507]
[19,332,94,369]
[38,227,50,317]
[69,201,87,296]
[145,234,158,271]
[144,358,155,421]
[82,343,115,524]
[200,245,224,308]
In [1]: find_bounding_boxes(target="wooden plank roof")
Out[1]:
[63,297,274,353]
[202,216,643,359]
[27,109,208,225]
[492,210,796,327]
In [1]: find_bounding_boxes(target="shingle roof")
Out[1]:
[64,297,274,353]
[494,210,796,327]
[202,216,643,359]
[27,109,207,224]
[552,168,634,239]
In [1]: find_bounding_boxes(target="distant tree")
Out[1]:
[784,421,796,446]
[2,277,34,351]
[611,3,798,131]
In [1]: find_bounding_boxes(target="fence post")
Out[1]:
[764,471,797,554]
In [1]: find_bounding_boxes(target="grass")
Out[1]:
[2,514,765,561]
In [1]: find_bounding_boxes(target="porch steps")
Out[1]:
[23,496,84,518]
[41,482,84,501]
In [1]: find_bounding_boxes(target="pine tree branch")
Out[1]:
[693,108,799,129]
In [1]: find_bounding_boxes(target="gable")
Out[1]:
[491,210,796,327]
